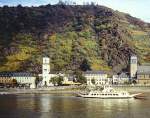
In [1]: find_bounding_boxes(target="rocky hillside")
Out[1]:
[0,4,149,73]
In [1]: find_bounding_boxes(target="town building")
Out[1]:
[136,66,150,85]
[130,55,138,79]
[130,55,150,85]
[112,75,119,84]
[84,71,108,86]
[0,72,16,86]
[11,72,36,88]
[39,57,77,87]
[39,57,56,86]
[62,75,81,85]
[113,72,129,84]
[0,72,36,88]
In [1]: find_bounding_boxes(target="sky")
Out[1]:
[0,0,150,23]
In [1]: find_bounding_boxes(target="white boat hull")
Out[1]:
[77,92,142,99]
[78,94,131,99]
[77,87,142,99]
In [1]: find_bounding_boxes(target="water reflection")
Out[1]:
[0,93,150,118]
[40,94,52,112]
[0,95,17,117]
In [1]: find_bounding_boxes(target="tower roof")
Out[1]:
[131,55,137,59]
[43,56,50,59]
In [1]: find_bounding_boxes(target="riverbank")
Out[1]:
[109,85,150,92]
[0,85,150,95]
[0,86,81,95]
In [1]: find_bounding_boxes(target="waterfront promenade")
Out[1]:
[0,85,150,95]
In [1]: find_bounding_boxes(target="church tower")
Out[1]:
[130,55,137,79]
[42,57,50,86]
[42,57,50,74]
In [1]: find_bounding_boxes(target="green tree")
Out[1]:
[50,76,63,86]
[35,76,42,88]
[80,59,91,71]
[74,70,86,84]
[57,76,64,86]
[50,77,57,86]
[132,79,137,84]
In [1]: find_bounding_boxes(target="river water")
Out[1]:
[0,93,150,118]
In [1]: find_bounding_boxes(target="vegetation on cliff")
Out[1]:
[0,4,149,74]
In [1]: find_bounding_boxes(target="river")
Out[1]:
[0,92,150,118]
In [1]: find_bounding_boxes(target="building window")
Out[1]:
[131,59,137,64]
[44,69,47,71]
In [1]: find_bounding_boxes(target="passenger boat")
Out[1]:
[77,87,141,99]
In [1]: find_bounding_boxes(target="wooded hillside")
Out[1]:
[0,4,149,73]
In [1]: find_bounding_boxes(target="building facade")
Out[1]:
[41,57,55,86]
[11,72,36,88]
[84,71,108,86]
[0,72,36,88]
[136,66,150,85]
[113,72,129,84]
[130,55,138,79]
[39,57,58,86]
[39,57,77,87]
[129,55,150,85]
[0,73,16,86]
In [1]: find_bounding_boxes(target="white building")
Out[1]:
[62,75,81,85]
[11,72,36,88]
[39,57,56,86]
[113,72,129,84]
[84,71,108,86]
[112,75,119,84]
[39,57,77,87]
[130,55,137,79]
